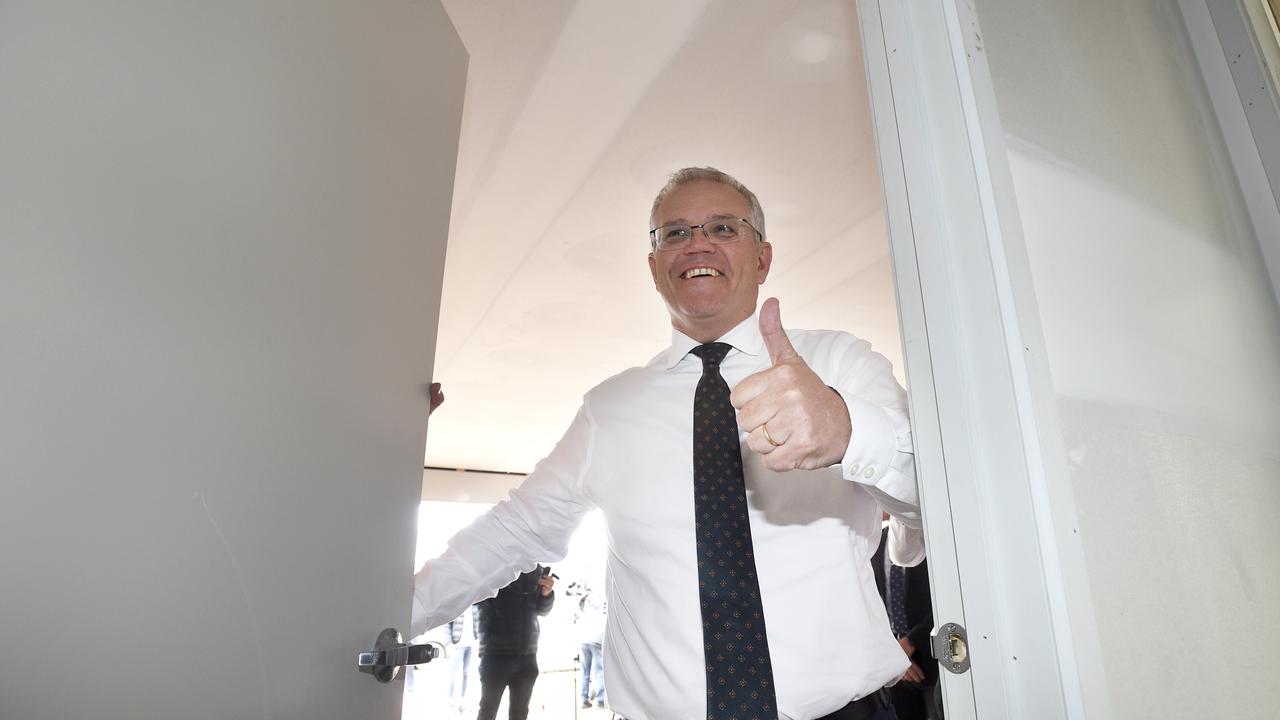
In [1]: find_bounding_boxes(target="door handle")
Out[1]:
[356,627,440,683]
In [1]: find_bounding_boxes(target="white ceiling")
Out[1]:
[426,0,902,474]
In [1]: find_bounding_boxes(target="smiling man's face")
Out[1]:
[648,180,772,343]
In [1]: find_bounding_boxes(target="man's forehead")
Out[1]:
[659,212,741,224]
[657,182,749,220]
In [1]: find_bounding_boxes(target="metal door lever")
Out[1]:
[357,627,440,683]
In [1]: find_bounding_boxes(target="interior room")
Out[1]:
[6,2,1276,718]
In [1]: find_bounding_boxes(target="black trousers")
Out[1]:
[476,653,539,720]
[890,683,927,720]
[890,682,943,720]
[818,689,898,720]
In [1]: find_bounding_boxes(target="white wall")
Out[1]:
[973,0,1280,717]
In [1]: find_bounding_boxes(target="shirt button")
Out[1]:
[863,465,876,479]
[848,462,860,475]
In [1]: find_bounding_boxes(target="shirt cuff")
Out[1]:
[838,394,898,487]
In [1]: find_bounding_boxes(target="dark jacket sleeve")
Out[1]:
[536,589,555,616]
[905,558,939,686]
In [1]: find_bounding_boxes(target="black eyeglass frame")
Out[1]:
[648,216,763,250]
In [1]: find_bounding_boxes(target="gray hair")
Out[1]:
[649,167,766,244]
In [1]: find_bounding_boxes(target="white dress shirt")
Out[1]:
[413,313,922,720]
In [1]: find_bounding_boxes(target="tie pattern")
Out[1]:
[888,564,909,638]
[690,342,777,720]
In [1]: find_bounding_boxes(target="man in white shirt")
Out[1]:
[413,167,923,720]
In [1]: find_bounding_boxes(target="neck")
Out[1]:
[674,308,755,344]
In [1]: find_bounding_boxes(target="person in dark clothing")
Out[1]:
[872,521,941,720]
[472,565,555,720]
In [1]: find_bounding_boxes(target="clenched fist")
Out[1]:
[730,297,852,471]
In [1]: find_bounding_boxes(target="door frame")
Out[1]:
[860,1,1280,719]
[1181,0,1280,307]
[858,2,1106,718]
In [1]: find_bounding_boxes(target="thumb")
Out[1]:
[759,297,799,365]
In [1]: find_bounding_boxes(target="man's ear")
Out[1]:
[648,252,658,286]
[756,241,773,284]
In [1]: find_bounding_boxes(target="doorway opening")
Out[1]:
[404,501,613,719]
[414,2,928,719]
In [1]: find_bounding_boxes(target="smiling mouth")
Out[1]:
[681,267,722,279]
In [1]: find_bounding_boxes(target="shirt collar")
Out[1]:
[663,312,765,369]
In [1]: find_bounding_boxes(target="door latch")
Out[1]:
[930,622,970,674]
[356,627,440,683]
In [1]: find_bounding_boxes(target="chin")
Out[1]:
[674,302,725,324]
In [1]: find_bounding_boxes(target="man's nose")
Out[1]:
[683,227,716,253]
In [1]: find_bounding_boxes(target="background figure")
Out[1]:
[575,591,607,708]
[873,519,941,720]
[403,621,453,714]
[473,565,555,720]
[447,608,478,712]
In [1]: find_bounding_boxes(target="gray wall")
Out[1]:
[973,0,1280,717]
[0,2,465,718]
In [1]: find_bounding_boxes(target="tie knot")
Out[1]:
[690,342,732,368]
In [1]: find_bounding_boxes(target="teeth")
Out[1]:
[683,267,721,279]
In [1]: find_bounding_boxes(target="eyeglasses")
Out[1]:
[649,216,761,251]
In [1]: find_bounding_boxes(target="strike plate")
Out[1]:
[930,622,970,674]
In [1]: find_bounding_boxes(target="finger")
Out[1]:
[735,396,779,433]
[759,297,799,365]
[745,427,780,455]
[729,368,770,409]
[761,447,798,472]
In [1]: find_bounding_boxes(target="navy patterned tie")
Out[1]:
[888,564,909,637]
[690,342,777,720]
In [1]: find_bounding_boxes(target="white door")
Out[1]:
[0,3,466,719]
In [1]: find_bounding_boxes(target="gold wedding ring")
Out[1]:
[761,422,783,447]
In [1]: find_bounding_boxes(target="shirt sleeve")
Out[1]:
[887,513,926,567]
[823,333,921,528]
[410,402,597,637]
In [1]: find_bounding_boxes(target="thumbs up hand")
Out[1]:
[730,298,852,471]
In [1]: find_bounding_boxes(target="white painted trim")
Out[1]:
[857,2,977,717]
[1181,0,1280,307]
[935,3,1094,718]
[861,1,1117,718]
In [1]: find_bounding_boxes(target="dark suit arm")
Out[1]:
[536,589,555,616]
[905,561,934,658]
[907,615,933,657]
